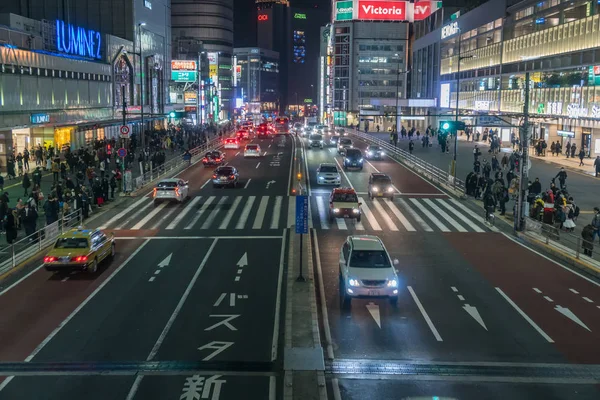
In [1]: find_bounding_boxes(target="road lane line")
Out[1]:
[302,141,312,195]
[332,378,342,400]
[269,376,276,400]
[132,202,167,230]
[166,196,201,230]
[202,196,228,229]
[219,196,242,229]
[286,134,296,194]
[99,196,149,229]
[496,287,554,343]
[287,196,296,228]
[457,295,465,301]
[569,289,579,294]
[236,196,256,229]
[334,158,355,190]
[335,218,348,230]
[451,286,458,292]
[214,293,226,306]
[384,199,416,231]
[115,200,153,229]
[200,178,210,189]
[409,198,449,232]
[244,178,251,189]
[437,199,485,232]
[423,198,466,232]
[358,197,382,231]
[252,196,270,229]
[271,229,287,361]
[533,288,542,293]
[148,277,155,282]
[372,199,399,231]
[185,196,216,230]
[256,162,261,169]
[583,297,594,303]
[313,230,335,359]
[397,198,432,231]
[544,296,554,302]
[448,198,488,223]
[124,239,219,400]
[408,286,443,342]
[270,196,283,229]
[315,196,330,229]
[235,151,240,157]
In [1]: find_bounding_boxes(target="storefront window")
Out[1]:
[54,127,73,150]
[85,130,94,144]
[12,128,31,155]
[97,128,105,141]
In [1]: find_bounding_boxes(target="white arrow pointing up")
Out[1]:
[555,305,591,331]
[158,254,172,268]
[366,302,381,328]
[463,304,488,330]
[237,253,248,268]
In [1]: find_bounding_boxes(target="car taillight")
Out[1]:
[71,256,88,262]
[44,256,57,263]
[202,157,208,162]
[212,174,217,179]
[230,175,235,179]
[215,158,221,162]
[175,188,180,196]
[153,188,157,197]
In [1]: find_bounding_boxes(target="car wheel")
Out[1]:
[389,195,394,201]
[109,243,116,259]
[328,213,334,223]
[389,296,398,306]
[369,193,373,200]
[88,258,98,274]
[356,215,362,223]
[339,281,351,310]
[212,184,218,188]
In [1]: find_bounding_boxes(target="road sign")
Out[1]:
[120,125,130,136]
[117,148,127,158]
[295,195,309,234]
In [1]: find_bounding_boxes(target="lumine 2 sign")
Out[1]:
[55,20,102,59]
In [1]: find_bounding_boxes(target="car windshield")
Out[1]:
[373,177,392,185]
[340,139,352,145]
[157,181,177,188]
[246,145,258,150]
[346,149,361,158]
[350,250,391,268]
[310,135,322,141]
[332,192,358,202]
[319,165,338,173]
[368,146,381,151]
[54,237,89,249]
[216,168,233,175]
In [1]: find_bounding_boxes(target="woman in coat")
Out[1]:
[582,224,595,257]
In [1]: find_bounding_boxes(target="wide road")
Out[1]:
[0,133,293,399]
[301,133,600,399]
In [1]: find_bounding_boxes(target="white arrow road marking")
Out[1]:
[237,253,248,267]
[555,305,591,331]
[158,254,172,268]
[366,302,381,328]
[463,304,488,330]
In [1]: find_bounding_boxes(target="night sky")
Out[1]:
[234,0,331,47]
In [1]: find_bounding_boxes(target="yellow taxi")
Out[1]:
[43,228,115,273]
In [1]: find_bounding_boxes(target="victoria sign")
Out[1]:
[56,20,102,59]
[358,0,407,20]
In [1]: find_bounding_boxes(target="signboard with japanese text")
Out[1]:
[172,60,197,71]
[295,196,309,234]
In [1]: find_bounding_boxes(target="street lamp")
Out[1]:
[394,53,402,133]
[138,22,146,150]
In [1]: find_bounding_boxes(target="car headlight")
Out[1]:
[348,278,360,287]
[367,151,373,156]
[352,208,360,214]
[320,140,323,144]
[349,145,353,148]
[318,176,324,180]
[358,158,363,163]
[372,186,379,192]
[387,187,394,192]
[380,151,385,155]
[387,279,398,288]
[333,208,340,213]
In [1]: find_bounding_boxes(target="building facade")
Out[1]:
[233,47,280,114]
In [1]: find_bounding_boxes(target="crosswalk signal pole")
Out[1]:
[516,72,530,232]
[296,171,306,282]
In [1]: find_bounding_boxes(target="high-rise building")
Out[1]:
[172,0,234,120]
[234,48,280,114]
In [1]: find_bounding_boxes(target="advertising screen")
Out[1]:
[440,83,451,108]
[171,60,197,71]
[172,71,197,82]
[293,31,306,64]
[336,1,354,21]
[358,0,407,21]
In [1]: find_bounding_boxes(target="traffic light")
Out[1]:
[169,112,176,118]
[439,121,466,132]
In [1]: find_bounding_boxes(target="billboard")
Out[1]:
[172,60,197,71]
[184,92,197,105]
[335,1,441,22]
[414,1,441,21]
[358,0,407,20]
[336,1,354,21]
[172,71,197,82]
[293,30,306,64]
[440,83,450,108]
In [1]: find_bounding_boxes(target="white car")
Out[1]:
[153,178,189,206]
[339,235,399,309]
[316,163,341,185]
[335,128,346,136]
[224,137,240,149]
[244,143,262,157]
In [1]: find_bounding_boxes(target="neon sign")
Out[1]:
[55,20,101,59]
[258,14,269,21]
[294,13,307,19]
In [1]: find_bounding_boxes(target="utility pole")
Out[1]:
[516,72,530,232]
[395,53,401,132]
[197,52,201,126]
[452,31,462,187]
[138,23,146,150]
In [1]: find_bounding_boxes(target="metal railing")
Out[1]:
[0,209,83,275]
[348,130,466,193]
[132,133,231,191]
[524,216,600,264]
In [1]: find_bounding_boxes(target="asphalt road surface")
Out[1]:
[0,133,291,399]
[302,132,600,399]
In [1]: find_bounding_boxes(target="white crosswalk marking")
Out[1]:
[185,196,216,230]
[371,199,399,231]
[384,199,416,231]
[132,202,167,230]
[316,196,330,229]
[252,196,270,229]
[358,197,382,231]
[236,196,256,229]
[166,196,201,230]
[336,218,348,229]
[449,198,487,223]
[202,196,228,229]
[436,199,484,232]
[409,198,449,232]
[423,198,467,232]
[355,220,366,230]
[397,198,432,232]
[151,204,180,230]
[115,200,153,229]
[270,196,283,229]
[287,197,296,228]
[99,196,149,229]
[219,196,242,229]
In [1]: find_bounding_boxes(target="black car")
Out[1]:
[365,145,385,160]
[202,151,226,166]
[368,173,394,199]
[212,166,239,188]
[343,148,363,171]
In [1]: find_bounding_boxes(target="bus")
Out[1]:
[274,117,290,133]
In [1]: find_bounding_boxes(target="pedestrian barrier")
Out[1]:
[0,209,83,276]
[348,130,466,194]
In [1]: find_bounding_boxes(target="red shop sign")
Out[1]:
[358,0,407,21]
[258,14,268,21]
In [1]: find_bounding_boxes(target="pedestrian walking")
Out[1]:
[22,172,31,196]
[582,224,595,257]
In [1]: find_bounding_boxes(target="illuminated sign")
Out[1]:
[535,17,545,24]
[592,104,600,118]
[184,92,197,105]
[304,99,313,103]
[567,103,588,119]
[358,1,406,20]
[414,1,441,21]
[171,60,197,70]
[547,102,563,115]
[336,1,354,21]
[294,13,307,19]
[442,21,459,39]
[557,130,575,138]
[171,71,197,82]
[440,83,450,108]
[30,113,50,124]
[258,14,269,21]
[588,66,600,86]
[55,20,101,59]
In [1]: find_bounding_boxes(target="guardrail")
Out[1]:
[348,130,466,193]
[0,209,83,276]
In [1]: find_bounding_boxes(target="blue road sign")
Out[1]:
[117,148,127,158]
[295,195,309,234]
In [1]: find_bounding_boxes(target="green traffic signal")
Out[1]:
[169,112,176,118]
[442,122,450,130]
